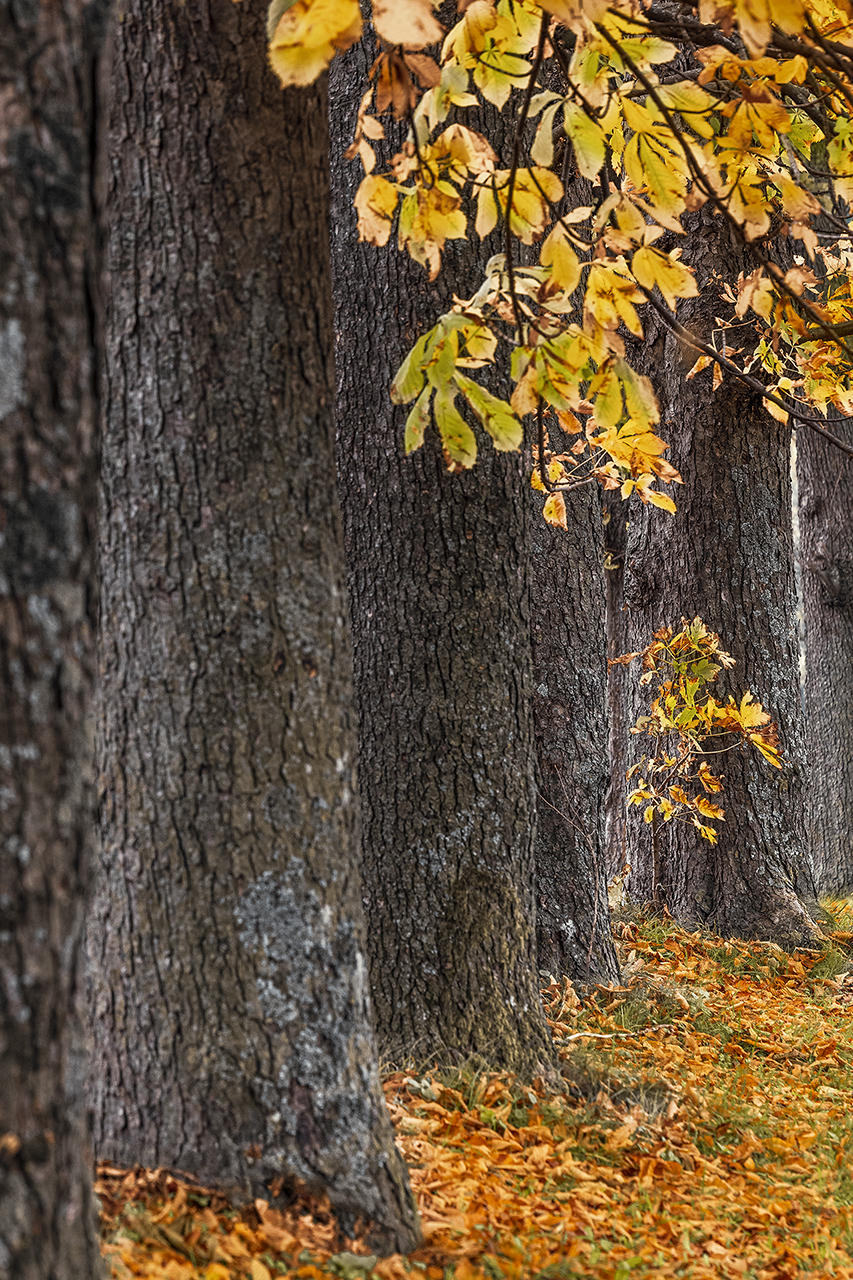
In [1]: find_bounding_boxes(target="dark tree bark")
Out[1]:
[0,0,105,1275]
[329,44,557,1076]
[797,423,853,895]
[603,490,630,884]
[85,0,418,1253]
[617,212,823,945]
[531,473,619,984]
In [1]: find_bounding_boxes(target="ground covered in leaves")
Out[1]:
[100,902,853,1280]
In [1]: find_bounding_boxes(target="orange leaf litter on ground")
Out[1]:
[98,902,853,1279]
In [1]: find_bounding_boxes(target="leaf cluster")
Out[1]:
[267,0,853,525]
[617,616,782,843]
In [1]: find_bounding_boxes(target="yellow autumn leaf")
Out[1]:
[498,168,564,243]
[540,0,611,27]
[475,180,499,239]
[719,87,791,151]
[532,459,568,493]
[686,353,714,381]
[751,732,783,766]
[585,262,645,337]
[644,487,677,512]
[725,173,773,239]
[721,689,773,734]
[543,490,568,529]
[397,184,467,279]
[441,0,499,65]
[405,387,432,455]
[372,0,443,48]
[624,136,690,220]
[471,19,535,108]
[354,174,400,246]
[454,374,522,450]
[775,175,822,221]
[655,80,718,138]
[698,764,723,794]
[268,0,362,88]
[763,395,789,423]
[631,246,699,310]
[540,224,581,302]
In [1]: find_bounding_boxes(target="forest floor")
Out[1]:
[99,899,853,1280]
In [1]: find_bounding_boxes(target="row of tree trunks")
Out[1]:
[85,0,418,1253]
[0,0,105,1274]
[8,9,849,1272]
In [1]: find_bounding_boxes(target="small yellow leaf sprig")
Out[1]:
[615,618,783,844]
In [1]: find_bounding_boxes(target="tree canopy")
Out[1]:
[269,0,853,526]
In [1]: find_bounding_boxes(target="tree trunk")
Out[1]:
[531,471,620,984]
[797,422,853,895]
[619,213,823,945]
[603,490,630,884]
[85,0,418,1253]
[329,45,556,1077]
[0,0,105,1274]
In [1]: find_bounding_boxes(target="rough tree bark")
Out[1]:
[0,0,105,1275]
[531,468,619,984]
[603,490,630,884]
[330,43,561,1074]
[85,0,419,1252]
[797,423,853,895]
[618,211,823,945]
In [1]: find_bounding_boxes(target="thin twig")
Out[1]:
[505,11,550,342]
[557,1029,656,1043]
[640,288,853,457]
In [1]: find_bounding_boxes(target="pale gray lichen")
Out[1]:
[0,318,24,419]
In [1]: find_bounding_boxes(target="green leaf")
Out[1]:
[511,344,534,383]
[434,388,477,469]
[454,373,523,451]
[391,330,433,404]
[404,386,432,455]
[424,325,458,390]
[563,102,606,181]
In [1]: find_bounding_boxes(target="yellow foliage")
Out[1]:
[621,619,783,842]
[261,0,853,528]
[267,0,361,88]
[371,0,443,48]
[354,174,399,246]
